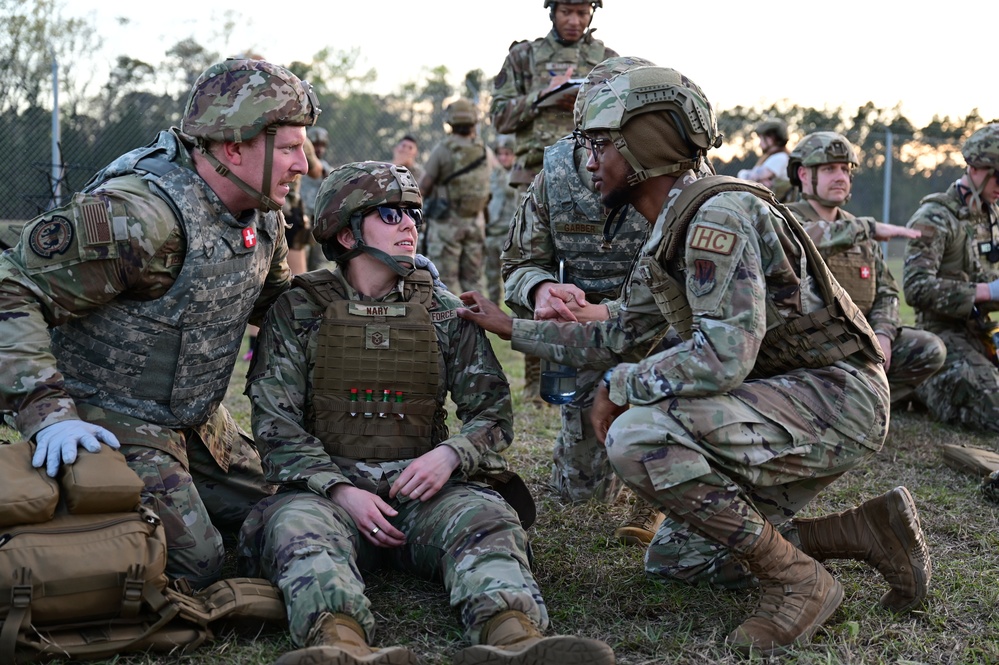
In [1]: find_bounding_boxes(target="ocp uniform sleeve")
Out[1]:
[903,204,978,321]
[0,187,184,438]
[489,42,541,135]
[435,291,513,477]
[502,170,558,312]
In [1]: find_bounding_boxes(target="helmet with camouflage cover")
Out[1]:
[182,58,319,143]
[787,131,858,205]
[577,65,722,185]
[494,134,515,151]
[545,0,601,40]
[755,118,789,145]
[962,124,999,170]
[572,55,656,126]
[182,58,321,212]
[313,161,423,276]
[445,98,478,127]
[307,126,330,146]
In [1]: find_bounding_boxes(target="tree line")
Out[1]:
[0,0,989,224]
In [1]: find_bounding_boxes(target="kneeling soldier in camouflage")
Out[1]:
[238,161,615,665]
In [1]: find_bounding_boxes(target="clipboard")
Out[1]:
[535,78,586,108]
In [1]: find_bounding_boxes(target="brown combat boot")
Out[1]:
[613,499,665,547]
[726,521,843,656]
[792,486,931,612]
[453,610,615,665]
[274,612,422,665]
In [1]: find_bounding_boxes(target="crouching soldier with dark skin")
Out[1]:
[460,64,931,656]
[238,161,615,665]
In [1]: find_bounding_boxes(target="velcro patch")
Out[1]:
[80,200,112,246]
[688,224,736,255]
[348,303,407,317]
[554,222,601,235]
[28,216,74,259]
[689,259,717,297]
[365,323,390,350]
[430,309,457,323]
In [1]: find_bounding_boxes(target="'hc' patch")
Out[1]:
[688,225,736,255]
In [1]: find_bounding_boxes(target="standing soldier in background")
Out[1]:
[903,123,999,433]
[302,126,334,272]
[0,58,320,587]
[738,119,792,201]
[484,134,517,303]
[420,98,492,294]
[392,134,424,184]
[491,0,618,402]
[786,131,945,407]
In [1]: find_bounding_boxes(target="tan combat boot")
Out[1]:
[453,610,615,665]
[613,498,665,547]
[274,612,422,665]
[726,521,843,656]
[792,486,931,612]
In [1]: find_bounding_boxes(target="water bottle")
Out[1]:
[540,259,577,405]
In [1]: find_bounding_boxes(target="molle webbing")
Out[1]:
[297,270,442,461]
[656,175,883,373]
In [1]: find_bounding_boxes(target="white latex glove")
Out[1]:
[33,419,121,477]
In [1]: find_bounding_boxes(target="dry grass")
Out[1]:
[4,327,999,665]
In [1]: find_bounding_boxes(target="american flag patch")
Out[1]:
[81,201,112,245]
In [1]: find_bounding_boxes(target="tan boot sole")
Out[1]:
[454,635,615,665]
[879,486,931,612]
[274,645,423,665]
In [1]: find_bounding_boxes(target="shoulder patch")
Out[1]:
[28,215,74,259]
[80,200,113,246]
[493,69,508,90]
[688,224,737,255]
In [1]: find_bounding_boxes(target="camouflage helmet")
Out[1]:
[573,55,656,126]
[544,0,602,6]
[494,134,515,151]
[755,118,789,144]
[307,126,330,146]
[313,161,422,272]
[445,98,478,126]
[787,131,859,188]
[181,58,319,143]
[577,65,722,185]
[961,124,999,170]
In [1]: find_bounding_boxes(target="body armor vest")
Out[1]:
[786,202,878,315]
[636,175,883,378]
[543,139,649,302]
[51,130,278,429]
[296,270,445,461]
[513,33,609,173]
[440,136,490,217]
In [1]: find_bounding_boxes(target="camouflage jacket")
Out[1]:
[489,29,616,180]
[421,135,491,218]
[511,170,872,407]
[903,181,999,330]
[487,165,517,237]
[0,129,291,440]
[503,137,648,319]
[787,200,900,341]
[245,268,513,497]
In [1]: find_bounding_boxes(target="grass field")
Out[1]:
[4,266,999,664]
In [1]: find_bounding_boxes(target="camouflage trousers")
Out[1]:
[237,481,546,647]
[916,328,999,432]
[886,326,947,406]
[425,213,485,294]
[483,233,507,304]
[75,402,274,588]
[550,367,624,504]
[604,361,889,588]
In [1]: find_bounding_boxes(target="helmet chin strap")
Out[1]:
[965,167,994,213]
[338,216,415,277]
[198,126,281,212]
[550,4,596,44]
